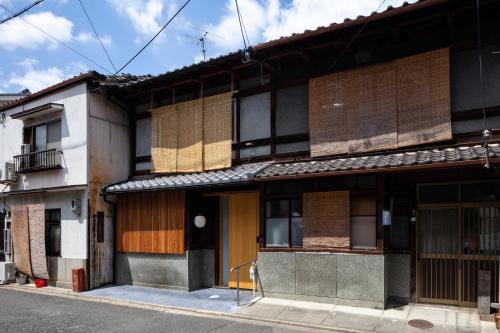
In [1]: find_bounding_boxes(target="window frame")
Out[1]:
[232,81,310,162]
[264,196,303,249]
[45,208,61,257]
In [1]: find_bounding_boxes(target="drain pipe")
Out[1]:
[101,190,117,285]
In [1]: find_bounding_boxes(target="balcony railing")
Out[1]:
[13,148,62,174]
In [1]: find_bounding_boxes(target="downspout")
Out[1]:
[101,190,117,285]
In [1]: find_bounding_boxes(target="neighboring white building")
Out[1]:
[0,72,131,289]
[0,90,30,106]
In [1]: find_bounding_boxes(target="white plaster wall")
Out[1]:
[5,190,88,259]
[0,83,88,192]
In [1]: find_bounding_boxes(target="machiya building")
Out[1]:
[1,0,500,311]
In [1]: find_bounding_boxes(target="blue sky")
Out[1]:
[0,0,413,93]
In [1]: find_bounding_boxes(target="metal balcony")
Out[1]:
[13,148,62,174]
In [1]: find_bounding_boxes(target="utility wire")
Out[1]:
[77,0,117,72]
[475,0,487,131]
[475,0,492,169]
[0,3,112,74]
[327,0,386,72]
[112,0,192,75]
[234,0,251,50]
[0,0,44,25]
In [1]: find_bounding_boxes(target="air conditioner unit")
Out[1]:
[21,144,31,155]
[0,262,15,284]
[0,162,17,183]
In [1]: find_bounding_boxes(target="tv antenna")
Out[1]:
[186,31,215,62]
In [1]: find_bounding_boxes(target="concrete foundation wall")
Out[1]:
[257,252,387,309]
[47,257,87,289]
[116,250,215,291]
[387,253,411,303]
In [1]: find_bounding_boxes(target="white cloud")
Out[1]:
[206,0,417,52]
[75,32,112,45]
[108,0,164,37]
[5,59,89,93]
[0,11,73,50]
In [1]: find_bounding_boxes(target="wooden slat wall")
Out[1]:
[396,48,451,147]
[303,191,350,248]
[309,48,451,157]
[347,62,397,154]
[116,191,185,254]
[151,105,177,173]
[203,92,232,170]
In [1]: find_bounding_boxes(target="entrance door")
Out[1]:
[417,205,500,306]
[227,192,259,289]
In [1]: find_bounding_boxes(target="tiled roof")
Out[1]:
[104,162,271,193]
[256,144,500,179]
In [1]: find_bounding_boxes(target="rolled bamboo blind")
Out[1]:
[203,92,232,170]
[176,99,203,172]
[151,105,177,173]
[308,48,451,157]
[150,92,232,173]
[346,62,397,154]
[303,191,350,249]
[396,48,451,147]
[11,205,33,277]
[309,72,349,157]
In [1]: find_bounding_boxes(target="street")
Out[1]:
[0,288,331,333]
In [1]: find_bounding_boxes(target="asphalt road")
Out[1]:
[0,288,329,333]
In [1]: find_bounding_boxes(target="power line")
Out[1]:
[113,0,192,75]
[234,0,251,51]
[0,3,112,74]
[77,0,117,72]
[0,0,44,25]
[327,0,387,72]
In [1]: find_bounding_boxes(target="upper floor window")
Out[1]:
[24,119,62,152]
[233,84,310,161]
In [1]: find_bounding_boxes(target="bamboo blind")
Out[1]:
[151,105,177,173]
[308,48,451,157]
[309,71,349,157]
[116,191,185,254]
[303,191,350,248]
[28,204,49,279]
[346,62,397,154]
[203,92,232,170]
[11,205,32,277]
[396,48,451,147]
[150,92,232,173]
[176,99,203,172]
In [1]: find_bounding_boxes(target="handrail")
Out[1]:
[230,259,264,306]
[230,259,256,272]
[13,148,58,158]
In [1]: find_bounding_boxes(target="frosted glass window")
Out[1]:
[240,92,271,141]
[239,145,271,159]
[276,141,309,154]
[136,118,152,157]
[34,124,47,151]
[266,218,289,247]
[291,217,303,247]
[276,85,309,136]
[351,216,376,249]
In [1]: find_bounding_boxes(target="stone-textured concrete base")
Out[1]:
[47,257,87,290]
[116,250,215,291]
[257,252,386,309]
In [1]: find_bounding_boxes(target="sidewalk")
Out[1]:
[2,284,498,333]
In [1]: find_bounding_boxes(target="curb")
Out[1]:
[1,284,366,333]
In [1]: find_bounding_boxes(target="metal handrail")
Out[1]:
[230,259,264,306]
